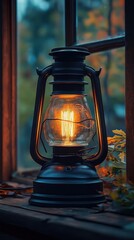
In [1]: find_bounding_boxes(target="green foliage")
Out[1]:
[98,129,134,213]
[111,184,134,211]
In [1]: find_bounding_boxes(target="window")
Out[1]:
[0,0,16,180]
[17,0,125,170]
[0,0,133,182]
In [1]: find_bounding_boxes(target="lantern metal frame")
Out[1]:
[29,47,108,207]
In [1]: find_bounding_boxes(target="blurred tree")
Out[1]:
[18,0,64,75]
[78,0,125,134]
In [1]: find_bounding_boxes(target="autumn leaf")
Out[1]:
[110,190,119,200]
[97,166,110,178]
[118,152,125,162]
[112,129,126,137]
[0,182,33,198]
[107,136,116,145]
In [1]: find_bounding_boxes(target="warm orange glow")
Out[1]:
[44,94,95,146]
[61,110,74,142]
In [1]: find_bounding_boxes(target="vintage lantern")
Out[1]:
[29,47,108,207]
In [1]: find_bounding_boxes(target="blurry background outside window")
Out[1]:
[17,0,125,169]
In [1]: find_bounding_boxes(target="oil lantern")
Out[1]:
[29,47,108,207]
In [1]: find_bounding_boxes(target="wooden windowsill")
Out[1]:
[0,196,134,240]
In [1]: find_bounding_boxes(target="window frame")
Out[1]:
[0,0,133,182]
[125,0,134,182]
[0,0,17,181]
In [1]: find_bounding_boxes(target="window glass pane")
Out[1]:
[17,0,125,170]
[78,0,125,43]
[85,47,125,135]
[17,0,64,169]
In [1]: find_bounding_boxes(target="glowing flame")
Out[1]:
[61,110,74,142]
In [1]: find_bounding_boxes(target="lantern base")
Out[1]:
[29,163,105,207]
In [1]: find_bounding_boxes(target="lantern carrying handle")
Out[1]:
[30,65,52,166]
[85,66,108,166]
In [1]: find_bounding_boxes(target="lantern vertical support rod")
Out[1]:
[65,0,76,46]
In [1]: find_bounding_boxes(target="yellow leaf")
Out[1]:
[119,142,126,148]
[110,190,119,200]
[112,129,126,137]
[107,137,115,144]
[118,152,125,162]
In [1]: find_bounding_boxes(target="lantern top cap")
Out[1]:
[49,47,90,57]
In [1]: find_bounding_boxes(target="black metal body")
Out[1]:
[30,48,108,166]
[29,163,105,207]
[29,47,108,207]
[49,47,89,94]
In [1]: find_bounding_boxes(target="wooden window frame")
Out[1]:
[125,0,134,182]
[0,0,17,181]
[0,0,133,182]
